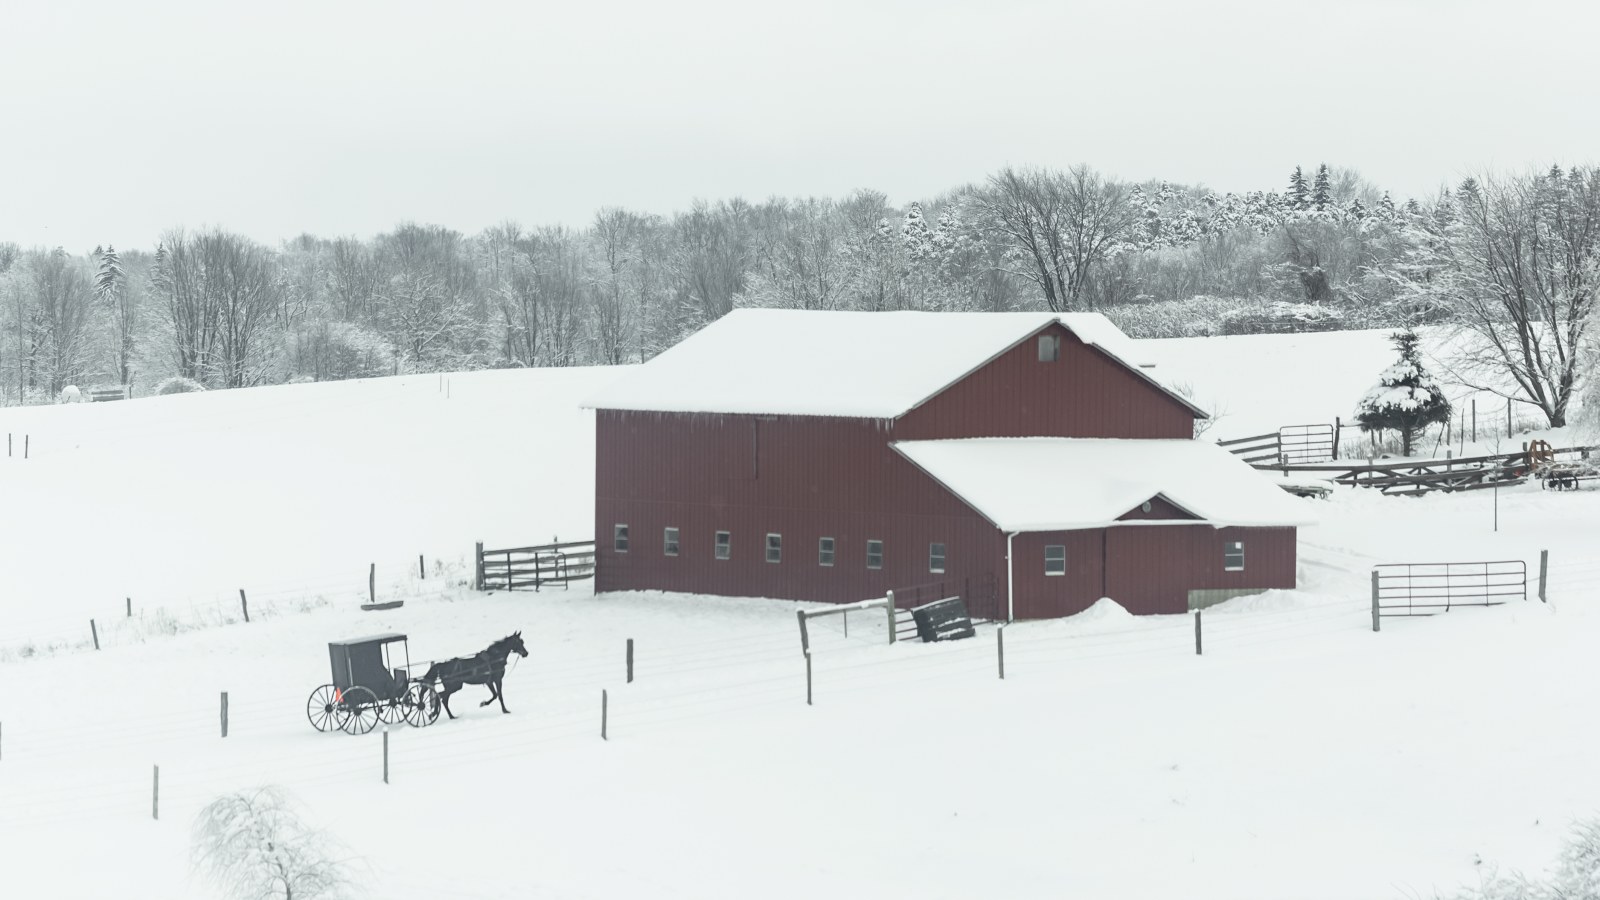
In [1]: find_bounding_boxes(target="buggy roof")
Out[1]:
[328,633,408,647]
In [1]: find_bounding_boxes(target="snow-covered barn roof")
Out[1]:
[892,438,1316,532]
[582,309,1205,419]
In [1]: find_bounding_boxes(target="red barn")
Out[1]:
[584,310,1311,620]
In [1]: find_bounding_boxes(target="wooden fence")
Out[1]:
[474,540,596,591]
[1261,444,1596,496]
[1218,421,1340,466]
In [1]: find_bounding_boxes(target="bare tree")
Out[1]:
[191,786,351,900]
[1397,168,1600,427]
[591,208,642,364]
[23,248,94,394]
[973,165,1139,311]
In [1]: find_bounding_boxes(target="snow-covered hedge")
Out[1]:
[154,376,207,396]
[1220,300,1346,335]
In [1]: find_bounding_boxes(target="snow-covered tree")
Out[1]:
[191,786,351,900]
[1288,167,1310,211]
[1354,329,1452,455]
[1312,163,1332,212]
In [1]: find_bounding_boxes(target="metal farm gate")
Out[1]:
[1371,560,1527,623]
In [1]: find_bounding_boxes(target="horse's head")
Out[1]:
[506,630,528,659]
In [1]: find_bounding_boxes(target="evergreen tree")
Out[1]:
[1354,330,1452,456]
[1378,191,1398,221]
[1312,163,1332,212]
[1288,166,1310,211]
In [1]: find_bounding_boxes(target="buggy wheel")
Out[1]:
[375,693,407,726]
[403,683,441,727]
[306,684,347,733]
[340,686,380,735]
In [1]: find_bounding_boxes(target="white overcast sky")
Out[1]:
[1,0,1593,252]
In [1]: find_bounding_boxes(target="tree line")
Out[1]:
[1,162,1596,426]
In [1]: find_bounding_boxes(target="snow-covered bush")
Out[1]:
[57,384,83,403]
[1220,300,1346,335]
[1454,815,1600,899]
[155,376,206,395]
[191,786,351,900]
[1353,330,1451,456]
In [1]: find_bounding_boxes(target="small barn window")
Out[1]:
[1038,334,1060,362]
[715,531,731,560]
[613,524,629,553]
[663,527,679,557]
[766,533,782,563]
[866,540,884,570]
[1224,541,1245,571]
[929,542,946,574]
[1044,545,1066,575]
[818,537,835,567]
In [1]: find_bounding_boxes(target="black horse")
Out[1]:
[420,631,529,719]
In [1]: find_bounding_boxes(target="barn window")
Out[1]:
[715,531,731,560]
[613,524,629,553]
[1038,334,1060,362]
[766,533,782,563]
[1224,541,1245,571]
[866,540,884,570]
[929,542,946,574]
[1044,545,1066,575]
[818,537,835,567]
[663,527,680,557]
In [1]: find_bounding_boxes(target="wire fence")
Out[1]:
[0,550,1578,834]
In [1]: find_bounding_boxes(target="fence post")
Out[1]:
[126,597,131,618]
[152,765,159,820]
[997,625,1006,680]
[1333,417,1341,460]
[90,619,99,650]
[805,652,813,706]
[474,542,484,591]
[1539,549,1548,603]
[419,554,425,579]
[23,435,27,459]
[796,609,811,656]
[383,727,389,784]
[601,689,608,740]
[626,638,634,684]
[368,563,376,605]
[885,590,896,645]
[238,589,249,623]
[1371,570,1381,632]
[1194,610,1202,655]
[220,692,229,738]
[1507,402,1512,439]
[843,609,849,638]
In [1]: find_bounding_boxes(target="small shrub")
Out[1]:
[155,376,207,395]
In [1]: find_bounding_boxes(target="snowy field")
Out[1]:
[2,334,1598,899]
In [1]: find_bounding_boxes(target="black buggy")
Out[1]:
[305,633,442,735]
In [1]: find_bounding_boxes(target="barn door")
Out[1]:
[1103,527,1193,616]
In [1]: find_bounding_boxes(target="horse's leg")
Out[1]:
[440,681,461,719]
[479,679,501,707]
[497,677,511,714]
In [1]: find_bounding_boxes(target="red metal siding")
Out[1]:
[1103,526,1297,615]
[895,323,1195,440]
[595,410,1002,605]
[1005,526,1297,618]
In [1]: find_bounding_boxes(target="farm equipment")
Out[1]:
[306,633,441,735]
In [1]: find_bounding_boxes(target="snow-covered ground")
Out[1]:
[2,336,1597,899]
